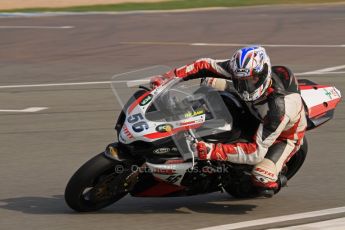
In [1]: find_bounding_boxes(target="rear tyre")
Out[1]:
[223,174,257,199]
[225,138,308,198]
[65,153,128,212]
[284,137,308,180]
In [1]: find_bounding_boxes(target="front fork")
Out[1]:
[104,142,140,162]
[104,142,149,192]
[104,142,124,161]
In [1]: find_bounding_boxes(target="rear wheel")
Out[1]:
[224,138,308,198]
[223,173,258,199]
[64,153,130,212]
[284,138,308,180]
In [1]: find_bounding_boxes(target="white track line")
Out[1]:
[268,217,345,230]
[120,41,345,48]
[296,71,345,75]
[197,206,345,230]
[0,80,111,89]
[296,64,345,76]
[0,7,228,18]
[0,107,48,113]
[0,79,149,89]
[0,64,343,90]
[191,43,345,48]
[0,26,74,29]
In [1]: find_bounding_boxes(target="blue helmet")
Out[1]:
[230,46,272,101]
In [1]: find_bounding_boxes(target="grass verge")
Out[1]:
[1,0,345,12]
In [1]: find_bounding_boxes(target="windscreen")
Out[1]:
[111,66,234,160]
[111,65,171,111]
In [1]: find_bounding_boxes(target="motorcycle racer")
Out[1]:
[151,46,307,196]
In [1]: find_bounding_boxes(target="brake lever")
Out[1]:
[185,129,199,168]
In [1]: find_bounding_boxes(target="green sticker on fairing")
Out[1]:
[323,89,332,100]
[140,94,153,106]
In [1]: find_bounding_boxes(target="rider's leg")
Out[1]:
[252,140,300,191]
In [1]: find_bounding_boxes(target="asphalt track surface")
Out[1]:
[0,4,345,230]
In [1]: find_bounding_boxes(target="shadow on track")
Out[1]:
[0,194,257,215]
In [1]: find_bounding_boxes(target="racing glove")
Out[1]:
[201,77,228,91]
[149,70,176,89]
[197,142,228,161]
[149,75,165,89]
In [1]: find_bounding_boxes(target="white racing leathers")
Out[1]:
[175,59,307,188]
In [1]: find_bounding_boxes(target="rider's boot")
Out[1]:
[251,159,280,198]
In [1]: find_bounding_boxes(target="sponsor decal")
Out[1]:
[186,64,195,73]
[180,121,196,126]
[153,148,171,154]
[195,118,205,123]
[139,94,153,106]
[323,89,332,100]
[127,113,149,133]
[153,168,176,175]
[235,68,250,74]
[156,124,173,133]
[123,125,133,138]
[165,159,184,164]
[165,175,182,184]
[184,108,204,118]
[255,167,275,178]
[330,88,340,98]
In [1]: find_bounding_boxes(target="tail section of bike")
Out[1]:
[299,79,341,130]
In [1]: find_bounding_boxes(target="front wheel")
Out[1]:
[64,153,129,212]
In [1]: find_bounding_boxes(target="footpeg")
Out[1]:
[279,175,288,188]
[259,189,275,198]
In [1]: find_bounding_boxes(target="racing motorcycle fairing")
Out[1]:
[115,75,238,157]
[106,67,247,197]
[107,66,341,198]
[298,79,341,130]
[66,66,341,211]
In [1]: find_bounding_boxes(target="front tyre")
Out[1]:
[64,153,128,212]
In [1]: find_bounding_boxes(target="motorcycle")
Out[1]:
[64,66,341,212]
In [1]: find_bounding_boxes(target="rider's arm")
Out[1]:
[174,58,232,80]
[150,58,231,88]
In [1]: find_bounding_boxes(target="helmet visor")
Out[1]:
[232,77,261,94]
[232,64,268,94]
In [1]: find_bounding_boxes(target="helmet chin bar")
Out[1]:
[240,76,271,101]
